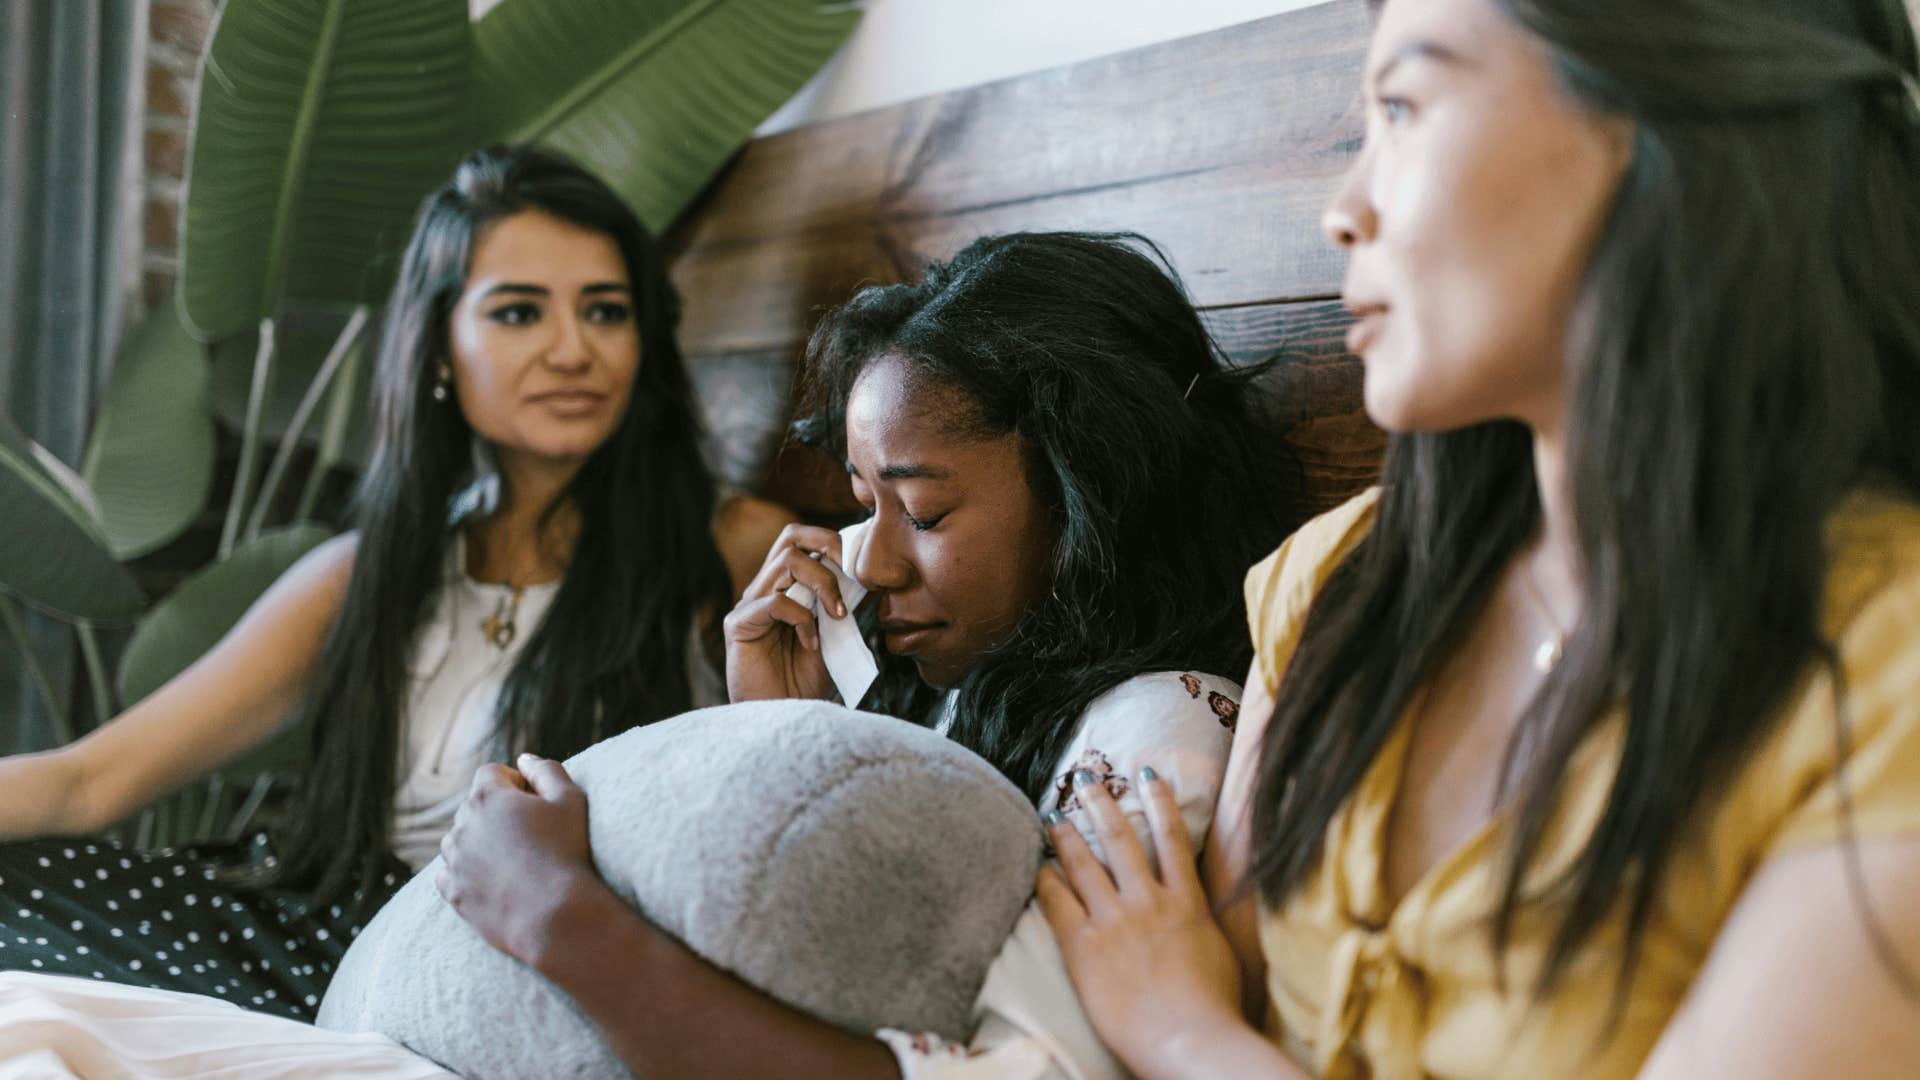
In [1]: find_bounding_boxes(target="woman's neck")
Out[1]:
[465,452,583,587]
[1526,422,1585,622]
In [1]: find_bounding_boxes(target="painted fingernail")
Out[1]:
[1140,765,1159,783]
[1073,769,1097,788]
[1043,810,1067,827]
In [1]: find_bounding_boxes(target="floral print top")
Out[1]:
[880,669,1242,1080]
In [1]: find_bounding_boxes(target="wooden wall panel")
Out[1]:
[693,297,1384,520]
[1208,300,1386,516]
[673,165,1345,353]
[667,0,1385,519]
[667,0,1370,351]
[670,0,1367,249]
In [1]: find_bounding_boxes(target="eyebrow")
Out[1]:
[1369,39,1473,90]
[845,461,953,481]
[478,281,631,301]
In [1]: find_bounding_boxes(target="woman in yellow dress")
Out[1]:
[1038,0,1920,1076]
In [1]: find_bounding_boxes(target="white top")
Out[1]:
[389,536,725,870]
[883,669,1244,1079]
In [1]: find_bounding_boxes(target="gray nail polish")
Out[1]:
[1072,769,1097,788]
[1140,765,1159,783]
[1043,810,1066,827]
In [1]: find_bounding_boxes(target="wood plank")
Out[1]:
[1209,300,1385,517]
[665,0,1369,353]
[690,347,793,492]
[672,164,1344,354]
[689,297,1383,520]
[671,0,1367,247]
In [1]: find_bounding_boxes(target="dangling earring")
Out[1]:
[432,361,452,402]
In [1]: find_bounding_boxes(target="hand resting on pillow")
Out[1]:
[316,699,1045,1079]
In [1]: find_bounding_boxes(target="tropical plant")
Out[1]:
[0,0,860,847]
[472,0,864,232]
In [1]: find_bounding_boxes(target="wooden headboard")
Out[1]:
[664,0,1384,520]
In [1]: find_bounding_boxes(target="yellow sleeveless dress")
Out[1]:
[1244,487,1920,1079]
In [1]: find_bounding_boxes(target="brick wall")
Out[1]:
[142,0,214,316]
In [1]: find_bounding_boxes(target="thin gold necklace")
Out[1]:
[1517,558,1569,674]
[480,582,526,649]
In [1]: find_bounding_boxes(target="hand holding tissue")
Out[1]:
[783,518,880,707]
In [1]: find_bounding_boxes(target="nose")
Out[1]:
[1321,154,1378,250]
[851,513,915,595]
[543,309,592,374]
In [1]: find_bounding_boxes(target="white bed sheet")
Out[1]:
[0,973,453,1079]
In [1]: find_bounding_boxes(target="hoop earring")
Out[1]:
[432,361,452,403]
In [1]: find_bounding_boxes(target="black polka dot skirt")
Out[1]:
[0,834,408,1021]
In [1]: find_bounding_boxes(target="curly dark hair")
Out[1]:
[794,231,1303,801]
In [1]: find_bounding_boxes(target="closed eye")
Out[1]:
[904,511,947,532]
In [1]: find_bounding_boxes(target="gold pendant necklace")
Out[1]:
[480,583,526,649]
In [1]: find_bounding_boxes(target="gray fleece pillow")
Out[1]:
[315,700,1044,1079]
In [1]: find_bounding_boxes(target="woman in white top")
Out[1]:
[0,145,787,1020]
[434,230,1304,1077]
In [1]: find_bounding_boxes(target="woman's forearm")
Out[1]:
[532,872,902,1079]
[0,748,93,839]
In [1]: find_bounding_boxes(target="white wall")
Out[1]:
[465,0,1330,134]
[759,0,1325,134]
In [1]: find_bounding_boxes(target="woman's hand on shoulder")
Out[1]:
[1036,765,1296,1079]
[720,522,847,703]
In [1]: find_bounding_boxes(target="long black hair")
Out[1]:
[1252,0,1920,1003]
[794,231,1302,802]
[265,145,730,906]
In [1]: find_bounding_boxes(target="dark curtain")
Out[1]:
[0,0,147,751]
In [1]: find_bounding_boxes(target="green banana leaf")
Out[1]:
[121,523,334,847]
[0,420,144,622]
[177,0,473,341]
[210,304,373,470]
[474,0,861,232]
[81,294,216,560]
[117,524,333,726]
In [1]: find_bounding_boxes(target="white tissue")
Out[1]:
[784,519,878,707]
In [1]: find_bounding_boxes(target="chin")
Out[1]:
[519,437,610,465]
[1361,379,1421,434]
[908,653,966,692]
[1361,370,1468,435]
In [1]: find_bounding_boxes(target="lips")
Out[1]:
[1342,300,1389,354]
[528,388,608,415]
[879,619,943,653]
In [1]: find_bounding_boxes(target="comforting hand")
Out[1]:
[1035,765,1246,1079]
[436,754,603,967]
[721,523,849,703]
